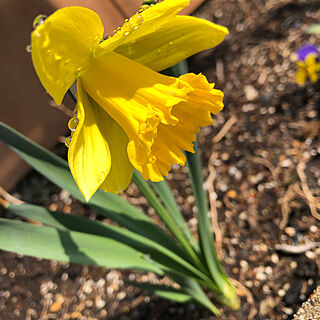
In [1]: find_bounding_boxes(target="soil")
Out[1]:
[0,0,320,319]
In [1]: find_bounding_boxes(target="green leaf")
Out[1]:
[0,121,183,257]
[0,218,162,273]
[307,24,320,34]
[132,171,205,273]
[151,179,199,251]
[6,203,210,282]
[186,144,238,309]
[125,281,193,303]
[170,274,220,315]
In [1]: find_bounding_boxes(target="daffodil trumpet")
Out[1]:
[31,0,229,201]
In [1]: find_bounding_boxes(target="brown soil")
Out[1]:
[1,0,320,319]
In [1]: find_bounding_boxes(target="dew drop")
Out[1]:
[65,136,72,148]
[135,14,144,25]
[98,172,106,184]
[33,14,47,29]
[68,117,79,131]
[25,44,32,53]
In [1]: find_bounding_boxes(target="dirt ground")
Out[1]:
[1,0,320,319]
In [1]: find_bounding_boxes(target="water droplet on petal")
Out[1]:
[65,136,72,148]
[135,14,144,25]
[33,14,47,29]
[98,172,106,184]
[68,117,79,131]
[25,44,32,53]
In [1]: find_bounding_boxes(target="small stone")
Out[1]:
[290,261,298,269]
[280,159,292,167]
[116,291,126,301]
[226,190,238,199]
[310,225,318,233]
[244,85,259,101]
[49,302,62,313]
[305,251,316,259]
[256,272,267,281]
[95,296,106,309]
[242,103,256,112]
[71,311,82,319]
[285,227,296,237]
[221,152,230,161]
[278,289,286,297]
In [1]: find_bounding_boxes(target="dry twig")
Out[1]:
[0,186,23,205]
[297,159,320,221]
[230,278,257,320]
[49,100,73,118]
[279,182,300,230]
[212,115,237,143]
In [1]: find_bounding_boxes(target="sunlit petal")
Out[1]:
[115,16,228,71]
[139,73,224,181]
[31,7,104,105]
[68,81,111,201]
[81,51,194,171]
[96,0,189,55]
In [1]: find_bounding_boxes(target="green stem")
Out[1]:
[186,143,238,308]
[133,171,206,274]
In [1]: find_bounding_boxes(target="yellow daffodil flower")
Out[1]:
[31,0,229,201]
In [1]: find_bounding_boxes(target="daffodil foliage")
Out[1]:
[31,0,229,201]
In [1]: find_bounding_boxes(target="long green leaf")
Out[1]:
[133,171,205,273]
[186,144,238,308]
[6,203,211,282]
[169,274,220,315]
[0,121,183,257]
[151,180,199,251]
[0,218,161,273]
[125,281,193,303]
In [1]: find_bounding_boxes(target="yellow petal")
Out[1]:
[96,0,189,55]
[81,51,196,173]
[296,67,307,85]
[31,7,104,105]
[99,114,134,195]
[81,51,223,181]
[115,16,228,71]
[68,81,111,202]
[139,73,224,181]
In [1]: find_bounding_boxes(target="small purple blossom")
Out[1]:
[296,44,318,61]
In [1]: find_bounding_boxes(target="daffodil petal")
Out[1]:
[96,0,189,55]
[31,7,104,105]
[139,73,224,181]
[68,81,111,202]
[115,16,229,71]
[81,51,195,173]
[99,114,134,195]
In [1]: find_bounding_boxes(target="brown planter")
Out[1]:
[0,0,204,191]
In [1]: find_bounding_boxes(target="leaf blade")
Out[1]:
[0,218,162,273]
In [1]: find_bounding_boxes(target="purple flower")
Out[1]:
[296,44,318,61]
